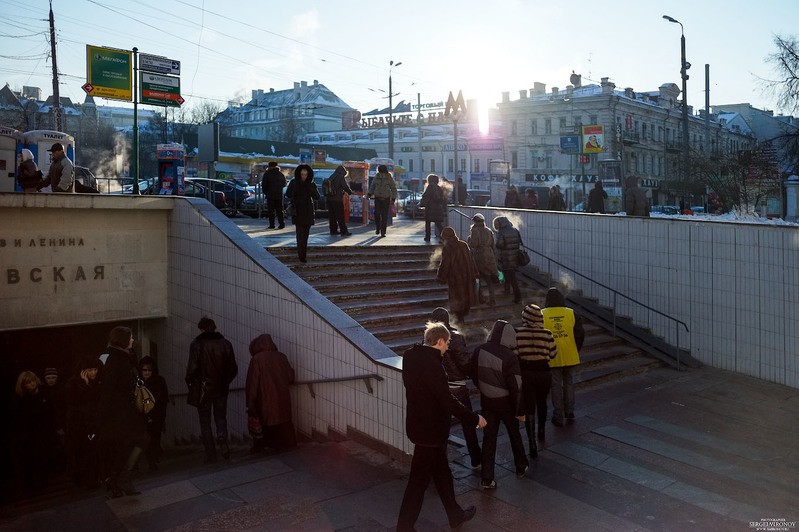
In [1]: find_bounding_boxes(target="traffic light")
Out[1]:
[579,155,589,164]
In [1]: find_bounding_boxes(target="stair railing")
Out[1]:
[447,207,689,369]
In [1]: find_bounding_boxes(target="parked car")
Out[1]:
[74,166,99,192]
[185,177,252,212]
[651,205,681,215]
[465,189,491,207]
[395,189,413,211]
[402,191,425,219]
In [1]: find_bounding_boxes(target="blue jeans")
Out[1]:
[197,395,228,459]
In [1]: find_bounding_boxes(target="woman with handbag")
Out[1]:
[245,334,296,452]
[421,173,446,241]
[285,164,320,263]
[493,216,523,303]
[137,356,168,471]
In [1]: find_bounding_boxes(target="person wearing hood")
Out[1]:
[472,320,528,488]
[245,334,296,452]
[516,304,557,456]
[586,181,607,213]
[137,356,169,470]
[326,165,353,236]
[467,213,497,306]
[430,307,481,468]
[420,173,446,241]
[547,185,566,211]
[397,322,485,531]
[261,161,287,229]
[504,185,522,208]
[543,288,585,426]
[624,176,650,216]
[186,317,238,464]
[285,164,320,262]
[17,149,42,193]
[65,356,102,488]
[436,227,479,322]
[493,216,523,303]
[367,164,397,238]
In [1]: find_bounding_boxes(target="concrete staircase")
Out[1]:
[268,245,667,389]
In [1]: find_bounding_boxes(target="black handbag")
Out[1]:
[517,249,531,266]
[187,379,208,407]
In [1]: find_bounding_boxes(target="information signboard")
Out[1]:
[85,45,132,101]
[139,53,181,75]
[140,72,183,107]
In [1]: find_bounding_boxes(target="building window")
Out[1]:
[430,159,436,173]
[409,159,414,172]
[511,120,518,136]
[642,123,647,140]
[474,159,480,172]
[531,152,538,169]
[460,158,466,173]
[531,119,538,135]
[545,118,552,134]
[511,151,518,168]
[559,117,567,131]
[448,158,454,172]
[589,115,597,125]
[398,159,403,168]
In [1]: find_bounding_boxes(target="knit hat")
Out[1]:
[521,304,544,327]
[44,367,58,377]
[77,357,103,371]
[267,161,278,168]
[431,307,451,327]
[472,213,485,222]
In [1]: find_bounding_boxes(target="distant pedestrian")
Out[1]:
[542,288,585,426]
[524,189,539,209]
[586,181,607,213]
[64,356,102,489]
[504,185,522,208]
[430,307,482,468]
[516,304,557,456]
[326,165,353,236]
[138,356,169,471]
[186,317,238,464]
[547,185,566,211]
[420,173,446,241]
[396,322,485,531]
[624,176,649,216]
[285,164,320,263]
[246,334,297,452]
[41,367,66,473]
[456,177,467,206]
[472,320,528,488]
[261,161,286,229]
[437,227,479,322]
[37,142,74,193]
[493,216,522,303]
[17,149,42,193]
[367,164,397,238]
[468,213,497,306]
[11,371,53,491]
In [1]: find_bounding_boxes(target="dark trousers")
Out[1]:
[328,200,347,234]
[397,444,467,530]
[424,219,444,240]
[452,386,481,463]
[266,197,284,227]
[374,198,390,235]
[145,422,164,467]
[521,368,551,447]
[295,224,311,260]
[197,395,229,459]
[503,269,521,301]
[480,408,528,481]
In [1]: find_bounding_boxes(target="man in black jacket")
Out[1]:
[186,317,238,463]
[431,307,481,468]
[397,322,486,531]
[261,161,287,229]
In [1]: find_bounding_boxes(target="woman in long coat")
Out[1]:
[493,216,523,303]
[437,227,479,322]
[138,356,169,470]
[285,164,320,262]
[420,173,446,241]
[65,356,102,488]
[467,213,497,305]
[246,334,297,451]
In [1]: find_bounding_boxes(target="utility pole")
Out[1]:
[48,0,62,131]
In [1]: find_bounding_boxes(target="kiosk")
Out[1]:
[21,130,75,192]
[0,127,22,192]
[344,161,369,223]
[156,143,185,195]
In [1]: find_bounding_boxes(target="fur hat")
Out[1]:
[521,304,544,327]
[472,213,485,222]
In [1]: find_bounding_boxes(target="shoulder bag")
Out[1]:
[517,248,531,266]
[134,377,156,415]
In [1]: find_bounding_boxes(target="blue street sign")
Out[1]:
[560,135,579,151]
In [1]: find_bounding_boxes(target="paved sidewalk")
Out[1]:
[2,364,797,531]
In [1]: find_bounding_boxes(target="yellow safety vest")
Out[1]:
[542,307,580,367]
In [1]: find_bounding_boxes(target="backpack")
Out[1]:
[322,178,333,197]
[134,377,156,415]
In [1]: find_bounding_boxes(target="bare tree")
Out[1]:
[765,35,799,174]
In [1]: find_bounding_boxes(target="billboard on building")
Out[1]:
[582,125,605,154]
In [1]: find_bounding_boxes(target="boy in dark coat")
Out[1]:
[261,161,287,229]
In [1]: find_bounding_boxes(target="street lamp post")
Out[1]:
[388,60,402,161]
[663,15,691,193]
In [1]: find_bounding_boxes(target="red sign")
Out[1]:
[82,83,94,94]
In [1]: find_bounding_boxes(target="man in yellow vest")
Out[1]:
[542,288,585,426]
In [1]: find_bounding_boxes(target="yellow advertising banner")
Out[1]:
[582,125,605,154]
[84,45,132,101]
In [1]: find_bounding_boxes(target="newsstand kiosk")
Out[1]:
[156,143,185,195]
[0,127,22,192]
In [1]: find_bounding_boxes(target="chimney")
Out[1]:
[252,90,258,100]
[624,87,635,98]
[566,85,574,99]
[519,89,528,99]
[502,91,510,103]
[294,82,300,90]
[269,88,274,93]
[533,82,546,95]
[601,77,616,95]
[551,87,559,97]
[301,81,308,88]
[313,79,318,85]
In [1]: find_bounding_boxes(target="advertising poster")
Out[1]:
[582,125,605,154]
[85,45,132,101]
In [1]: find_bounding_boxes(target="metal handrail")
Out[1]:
[172,374,384,400]
[448,207,689,369]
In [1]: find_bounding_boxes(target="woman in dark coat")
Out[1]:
[493,216,523,303]
[285,164,320,262]
[246,334,297,451]
[437,227,479,322]
[65,356,102,488]
[586,181,607,213]
[97,326,148,497]
[11,371,54,491]
[468,213,497,306]
[420,173,446,241]
[17,149,42,193]
[504,186,522,208]
[138,356,169,471]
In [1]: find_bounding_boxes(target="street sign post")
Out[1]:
[139,53,181,75]
[85,45,132,101]
[140,72,183,107]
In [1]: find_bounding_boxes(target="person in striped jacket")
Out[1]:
[516,304,557,457]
